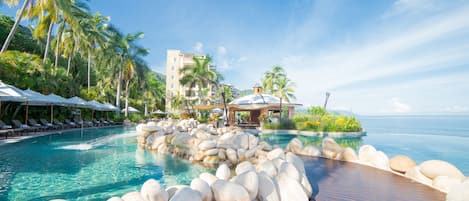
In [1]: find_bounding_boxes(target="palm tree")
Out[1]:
[274,76,296,120]
[180,55,221,105]
[81,12,109,93]
[0,0,33,53]
[171,92,184,112]
[262,65,286,94]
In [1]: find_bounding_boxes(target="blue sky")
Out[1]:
[2,0,469,115]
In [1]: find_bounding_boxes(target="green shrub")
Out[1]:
[288,106,363,132]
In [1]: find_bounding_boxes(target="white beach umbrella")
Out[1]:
[67,96,93,108]
[0,81,27,115]
[121,106,140,113]
[103,102,119,111]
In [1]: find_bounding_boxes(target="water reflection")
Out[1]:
[259,134,363,150]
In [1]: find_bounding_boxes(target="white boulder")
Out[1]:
[322,137,342,159]
[286,138,303,153]
[446,182,469,201]
[226,148,238,164]
[256,160,278,177]
[199,173,218,186]
[165,185,188,199]
[419,160,465,180]
[190,178,212,201]
[285,152,305,174]
[216,163,231,180]
[301,145,321,157]
[169,187,202,201]
[211,180,250,201]
[140,179,169,201]
[405,166,432,186]
[370,151,390,170]
[231,171,259,201]
[278,162,301,182]
[257,172,281,201]
[358,145,377,163]
[235,161,255,175]
[389,155,416,173]
[276,174,309,201]
[267,148,285,160]
[433,176,462,193]
[122,192,145,201]
[204,148,219,156]
[198,141,217,150]
[108,197,124,201]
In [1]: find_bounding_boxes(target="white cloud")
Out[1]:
[193,42,204,53]
[217,46,227,55]
[390,98,411,113]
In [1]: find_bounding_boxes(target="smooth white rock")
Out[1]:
[166,185,188,199]
[256,160,278,177]
[321,137,342,159]
[107,197,124,201]
[140,179,169,201]
[211,180,250,201]
[218,149,227,160]
[235,161,255,175]
[237,149,246,161]
[204,148,219,156]
[420,160,465,180]
[276,174,308,201]
[433,176,462,193]
[358,145,377,163]
[190,178,212,201]
[278,162,301,182]
[122,192,145,201]
[248,134,259,149]
[446,182,469,201]
[226,148,238,164]
[216,163,231,180]
[300,174,313,198]
[169,187,202,201]
[301,145,321,157]
[199,173,218,186]
[267,148,285,160]
[286,152,305,174]
[405,166,432,186]
[257,172,281,201]
[370,151,390,170]
[198,141,217,150]
[286,138,303,153]
[231,171,259,201]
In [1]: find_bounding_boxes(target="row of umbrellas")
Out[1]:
[0,81,119,111]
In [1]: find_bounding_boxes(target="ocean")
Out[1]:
[358,115,469,175]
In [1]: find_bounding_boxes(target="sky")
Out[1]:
[2,0,469,115]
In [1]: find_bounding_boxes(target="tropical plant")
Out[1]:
[262,65,285,94]
[0,0,33,53]
[180,55,222,105]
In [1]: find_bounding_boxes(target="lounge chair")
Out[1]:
[53,120,65,129]
[39,119,59,130]
[92,119,102,127]
[0,120,17,138]
[12,120,36,133]
[73,118,85,127]
[0,120,13,130]
[83,119,94,127]
[99,118,110,126]
[64,119,77,128]
[28,119,47,131]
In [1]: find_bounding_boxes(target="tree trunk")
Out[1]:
[54,22,65,68]
[43,22,54,63]
[116,70,122,116]
[279,97,283,122]
[1,0,30,53]
[87,50,91,93]
[66,53,72,75]
[124,79,130,117]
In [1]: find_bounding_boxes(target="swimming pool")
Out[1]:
[0,127,213,201]
[260,115,469,175]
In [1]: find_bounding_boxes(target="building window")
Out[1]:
[171,84,174,89]
[173,57,176,62]
[171,75,174,80]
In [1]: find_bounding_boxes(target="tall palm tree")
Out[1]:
[262,65,286,94]
[274,76,296,120]
[0,0,33,53]
[180,55,221,105]
[81,12,109,93]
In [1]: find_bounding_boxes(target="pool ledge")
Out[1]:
[259,129,367,138]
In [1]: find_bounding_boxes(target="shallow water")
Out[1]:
[0,127,213,201]
[260,115,469,175]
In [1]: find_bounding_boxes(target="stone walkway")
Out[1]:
[302,157,445,201]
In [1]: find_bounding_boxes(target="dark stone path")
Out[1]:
[302,157,445,201]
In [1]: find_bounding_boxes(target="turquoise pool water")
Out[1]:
[260,115,469,175]
[0,127,213,201]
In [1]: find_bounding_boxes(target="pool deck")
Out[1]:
[0,125,124,146]
[302,156,446,201]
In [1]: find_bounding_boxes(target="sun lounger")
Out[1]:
[83,119,94,127]
[92,119,102,127]
[39,119,59,130]
[0,120,13,130]
[99,118,110,126]
[73,118,85,127]
[64,119,77,128]
[28,119,47,131]
[53,120,65,129]
[12,120,37,133]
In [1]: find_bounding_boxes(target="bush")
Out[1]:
[289,106,363,132]
[263,119,295,130]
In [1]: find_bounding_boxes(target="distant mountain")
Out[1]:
[153,71,166,82]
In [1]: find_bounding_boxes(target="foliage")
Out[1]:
[263,119,295,130]
[0,15,42,54]
[209,113,221,122]
[0,51,80,97]
[289,106,363,132]
[258,113,268,122]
